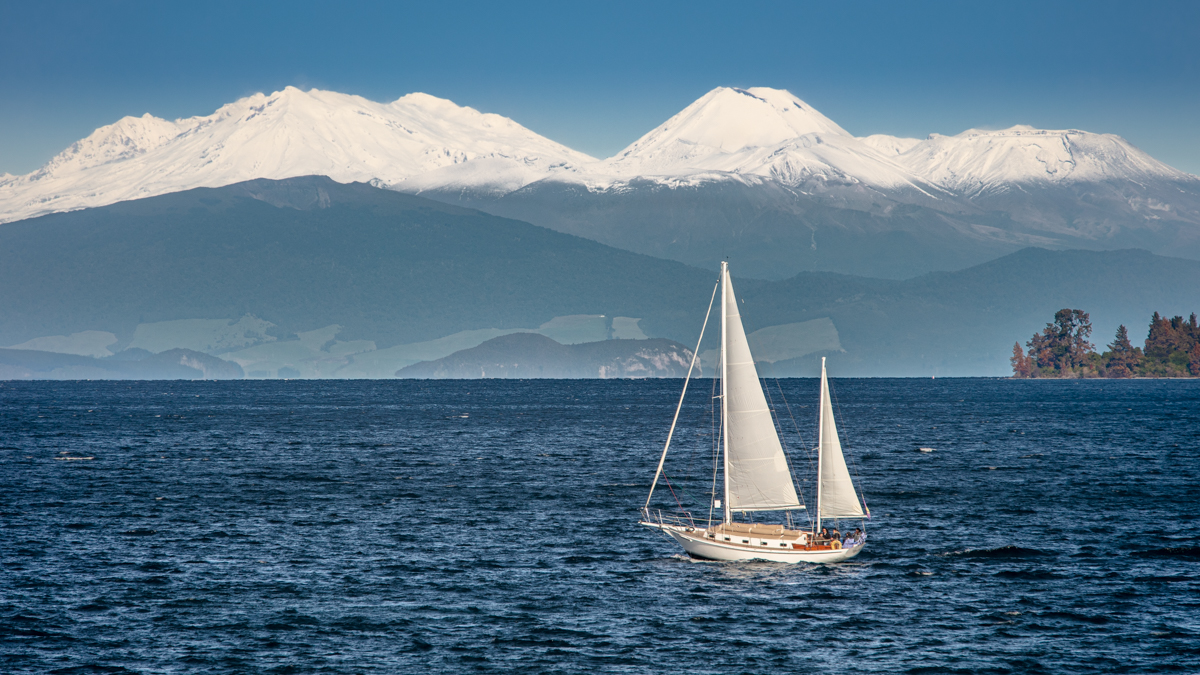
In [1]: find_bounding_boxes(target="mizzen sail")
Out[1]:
[817,358,865,519]
[722,267,802,512]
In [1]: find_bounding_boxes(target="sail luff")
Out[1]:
[818,358,865,519]
[721,266,802,512]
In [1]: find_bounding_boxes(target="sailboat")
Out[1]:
[639,262,868,563]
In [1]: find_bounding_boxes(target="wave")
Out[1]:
[49,666,139,675]
[946,545,1052,559]
[1038,611,1109,624]
[995,569,1061,579]
[1134,575,1196,583]
[1132,546,1200,560]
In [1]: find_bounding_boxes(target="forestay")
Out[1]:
[818,359,865,519]
[722,268,802,511]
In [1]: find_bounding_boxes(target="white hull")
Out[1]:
[641,522,864,564]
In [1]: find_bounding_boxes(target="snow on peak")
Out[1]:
[596,87,930,191]
[890,125,1192,194]
[612,87,848,162]
[0,87,595,223]
[858,134,922,157]
[4,85,1195,224]
[31,113,184,179]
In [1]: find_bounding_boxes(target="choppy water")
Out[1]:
[1,378,1198,674]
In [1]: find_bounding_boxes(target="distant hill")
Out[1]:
[0,175,714,354]
[0,348,242,380]
[734,248,1200,376]
[1,177,1198,377]
[396,333,695,378]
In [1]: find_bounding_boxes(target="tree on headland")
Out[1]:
[1142,312,1200,377]
[1102,325,1140,378]
[1025,309,1095,377]
[1010,342,1032,378]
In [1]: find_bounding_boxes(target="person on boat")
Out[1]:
[841,529,855,546]
[819,527,830,542]
[851,527,863,545]
[831,527,842,542]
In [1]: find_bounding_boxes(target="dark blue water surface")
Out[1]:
[2,378,1198,674]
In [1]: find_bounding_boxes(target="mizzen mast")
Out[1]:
[720,261,731,525]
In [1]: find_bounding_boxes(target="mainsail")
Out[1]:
[722,266,802,513]
[817,358,865,519]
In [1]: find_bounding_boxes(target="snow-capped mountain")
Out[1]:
[595,87,936,193]
[3,84,1199,278]
[415,88,1200,278]
[857,126,1200,243]
[0,87,594,223]
[868,125,1193,196]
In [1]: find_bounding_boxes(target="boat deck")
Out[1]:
[697,522,849,552]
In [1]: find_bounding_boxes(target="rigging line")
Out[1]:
[660,471,687,512]
[773,377,817,478]
[644,276,720,514]
[763,378,807,515]
[681,385,714,501]
[774,378,810,452]
[775,377,818,529]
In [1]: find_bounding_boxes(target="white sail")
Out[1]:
[722,267,802,512]
[817,358,865,519]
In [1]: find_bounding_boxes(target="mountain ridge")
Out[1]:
[3,86,1199,279]
[0,86,593,223]
[1,176,1198,377]
[3,85,1195,223]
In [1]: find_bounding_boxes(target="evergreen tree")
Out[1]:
[1145,312,1178,360]
[1144,312,1200,376]
[1011,342,1032,378]
[1105,324,1139,378]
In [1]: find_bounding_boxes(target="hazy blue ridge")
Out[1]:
[0,347,243,380]
[0,176,715,348]
[424,179,1023,280]
[419,175,1200,280]
[736,247,1200,375]
[1,176,1197,377]
[396,334,695,379]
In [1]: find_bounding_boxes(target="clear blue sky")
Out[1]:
[2,0,1198,174]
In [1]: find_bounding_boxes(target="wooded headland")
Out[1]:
[1011,310,1200,378]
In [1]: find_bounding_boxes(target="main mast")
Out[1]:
[816,356,825,532]
[721,262,731,525]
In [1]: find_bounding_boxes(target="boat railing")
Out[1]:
[642,507,698,529]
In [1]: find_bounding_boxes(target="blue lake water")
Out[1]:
[1,378,1198,673]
